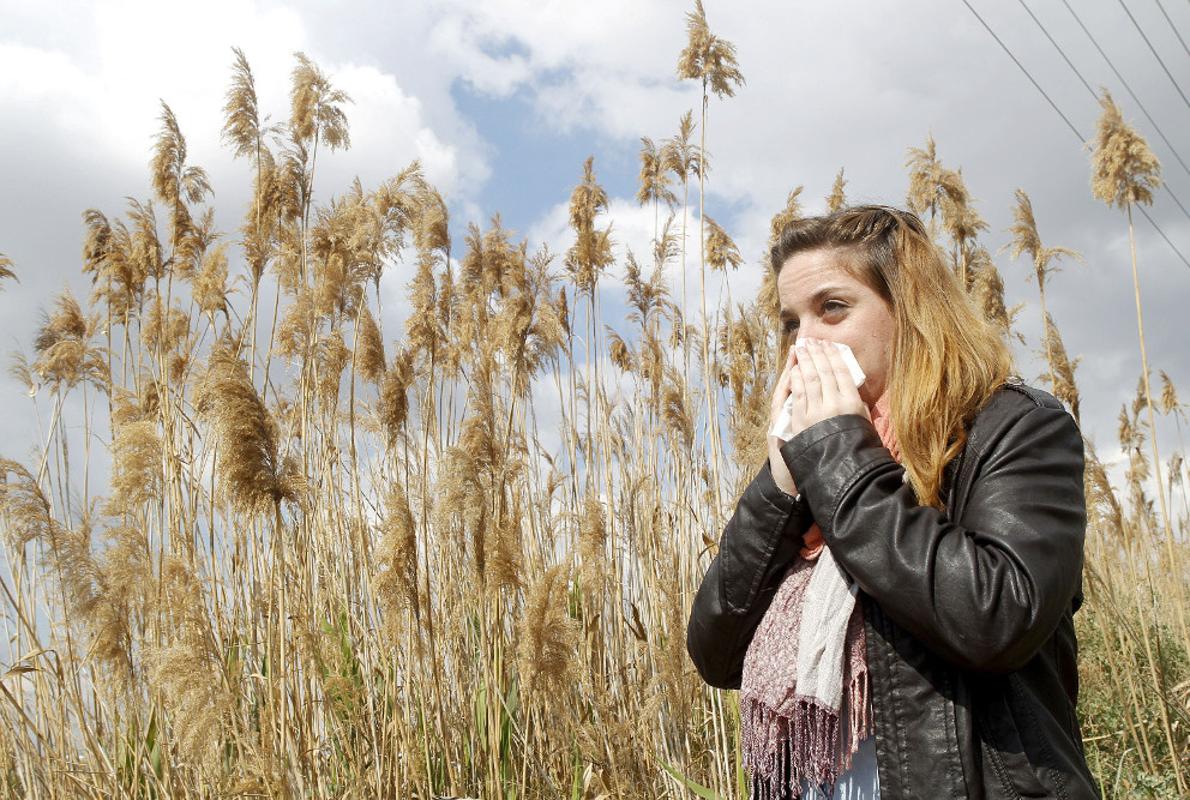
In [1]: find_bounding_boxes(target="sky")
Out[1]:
[1,0,1189,501]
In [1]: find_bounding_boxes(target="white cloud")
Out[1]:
[425,0,695,135]
[0,0,486,200]
[426,13,532,97]
[314,62,471,199]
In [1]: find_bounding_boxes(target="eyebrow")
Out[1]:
[779,285,850,320]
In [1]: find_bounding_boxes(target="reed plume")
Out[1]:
[607,327,634,374]
[126,197,166,289]
[623,249,670,415]
[756,260,781,328]
[660,361,694,450]
[1003,188,1081,393]
[637,136,677,243]
[0,458,56,551]
[967,245,1020,342]
[906,136,988,288]
[1090,89,1161,209]
[107,390,162,514]
[240,147,285,285]
[768,185,804,249]
[1041,312,1082,426]
[140,298,190,354]
[487,494,525,597]
[193,344,294,515]
[517,563,579,696]
[151,101,212,259]
[8,353,35,398]
[356,305,385,385]
[379,345,415,448]
[221,46,264,161]
[564,157,615,296]
[404,255,439,363]
[717,309,756,406]
[375,481,420,626]
[1158,370,1180,417]
[578,490,608,598]
[85,211,139,320]
[677,0,745,98]
[626,245,673,337]
[276,289,316,360]
[938,167,988,287]
[289,51,351,152]
[905,134,946,234]
[493,246,566,401]
[1083,438,1123,537]
[80,209,123,324]
[826,168,848,212]
[663,110,702,189]
[315,329,349,404]
[0,254,16,288]
[718,305,773,469]
[703,215,741,272]
[194,241,231,322]
[32,290,107,391]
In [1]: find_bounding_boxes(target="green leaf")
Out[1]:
[473,682,488,743]
[660,761,723,800]
[571,741,583,800]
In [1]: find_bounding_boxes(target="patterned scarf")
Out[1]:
[740,395,901,799]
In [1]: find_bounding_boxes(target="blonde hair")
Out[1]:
[770,205,1013,508]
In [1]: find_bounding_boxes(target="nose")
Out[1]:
[796,320,823,344]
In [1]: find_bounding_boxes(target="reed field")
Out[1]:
[0,5,1187,799]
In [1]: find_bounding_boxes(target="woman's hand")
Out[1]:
[785,338,870,440]
[767,344,799,497]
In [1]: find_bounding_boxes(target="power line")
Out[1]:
[1017,0,1190,222]
[1153,0,1190,60]
[1018,0,1098,97]
[960,0,1190,271]
[963,0,1083,139]
[1062,0,1190,182]
[1116,0,1190,111]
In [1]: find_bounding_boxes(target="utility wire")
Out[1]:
[961,0,1190,271]
[1018,0,1099,98]
[1153,0,1190,60]
[1116,0,1190,111]
[1017,0,1190,222]
[1062,0,1190,182]
[963,0,1082,139]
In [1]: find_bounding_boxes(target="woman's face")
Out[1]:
[776,247,896,406]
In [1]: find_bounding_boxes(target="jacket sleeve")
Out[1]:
[780,405,1086,675]
[686,458,814,689]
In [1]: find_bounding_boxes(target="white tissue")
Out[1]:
[768,339,866,442]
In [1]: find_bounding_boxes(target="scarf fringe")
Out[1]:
[842,668,870,772]
[741,671,873,799]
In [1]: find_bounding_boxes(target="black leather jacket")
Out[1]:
[687,382,1101,799]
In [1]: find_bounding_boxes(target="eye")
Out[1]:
[823,300,846,315]
[782,319,799,334]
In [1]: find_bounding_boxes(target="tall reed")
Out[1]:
[0,32,1185,800]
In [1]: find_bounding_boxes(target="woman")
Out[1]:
[686,205,1100,800]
